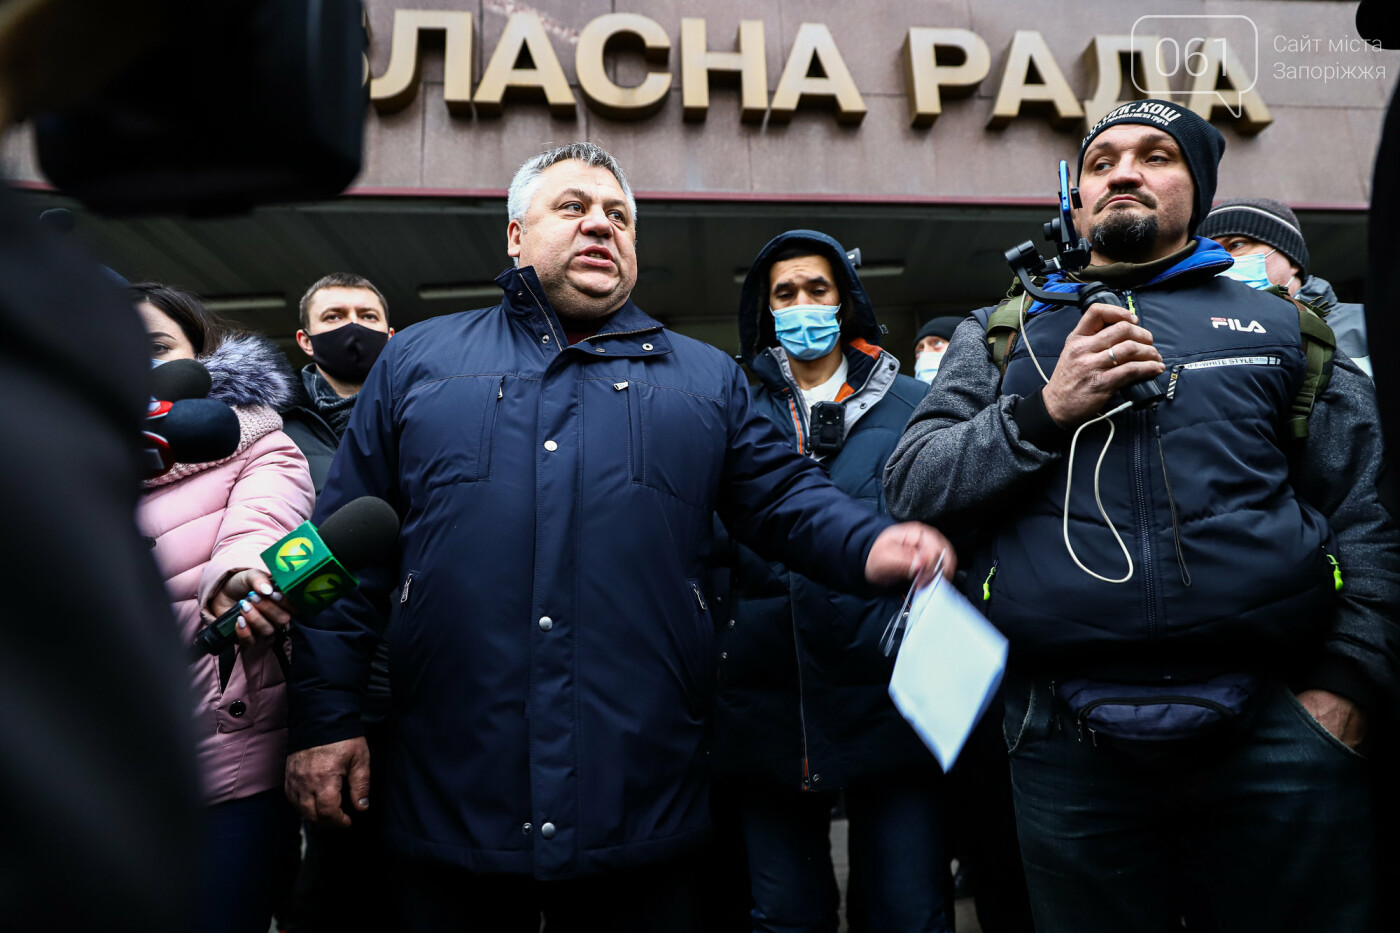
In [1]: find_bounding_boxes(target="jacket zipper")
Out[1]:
[1166,363,1184,401]
[518,277,562,348]
[789,594,813,790]
[400,571,416,604]
[1154,425,1192,587]
[580,326,663,343]
[1132,409,1158,638]
[690,582,707,611]
[982,561,998,602]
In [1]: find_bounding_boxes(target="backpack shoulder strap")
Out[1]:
[1278,291,1336,440]
[984,290,1034,380]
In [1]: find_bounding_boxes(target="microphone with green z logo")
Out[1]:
[190,496,400,660]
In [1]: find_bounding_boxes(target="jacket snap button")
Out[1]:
[228,700,247,718]
[812,773,822,784]
[720,651,728,660]
[596,347,607,353]
[642,343,653,351]
[522,822,532,835]
[539,616,553,632]
[544,440,558,452]
[540,822,557,839]
[542,335,550,343]
[728,619,736,629]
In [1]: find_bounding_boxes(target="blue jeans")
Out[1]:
[740,775,952,933]
[1004,678,1373,933]
[199,788,301,933]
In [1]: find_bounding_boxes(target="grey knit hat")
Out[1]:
[1196,198,1310,279]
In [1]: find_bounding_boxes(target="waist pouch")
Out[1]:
[1058,673,1261,745]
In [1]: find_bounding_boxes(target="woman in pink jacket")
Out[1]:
[134,283,315,933]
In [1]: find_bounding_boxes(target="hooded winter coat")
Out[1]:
[138,334,315,805]
[287,265,892,879]
[713,230,933,790]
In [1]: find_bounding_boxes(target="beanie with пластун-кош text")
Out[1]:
[1079,99,1226,233]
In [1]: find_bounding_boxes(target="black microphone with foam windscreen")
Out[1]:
[143,399,241,477]
[150,358,213,403]
[143,359,238,476]
[191,497,401,659]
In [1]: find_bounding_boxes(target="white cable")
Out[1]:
[1019,293,1135,583]
[1063,400,1135,584]
[1019,296,1053,386]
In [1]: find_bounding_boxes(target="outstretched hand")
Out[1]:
[865,522,957,589]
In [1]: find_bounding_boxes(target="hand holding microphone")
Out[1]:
[208,569,294,647]
[191,496,401,660]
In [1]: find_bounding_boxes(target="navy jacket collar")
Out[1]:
[495,265,672,358]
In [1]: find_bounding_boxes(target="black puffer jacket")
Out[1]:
[713,230,935,790]
[279,365,348,495]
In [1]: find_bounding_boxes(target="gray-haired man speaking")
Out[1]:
[283,142,954,930]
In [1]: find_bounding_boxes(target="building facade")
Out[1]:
[1,0,1389,362]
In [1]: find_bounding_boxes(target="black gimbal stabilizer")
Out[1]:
[1003,160,1166,408]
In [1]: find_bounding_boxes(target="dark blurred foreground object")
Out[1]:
[1357,6,1400,933]
[1358,0,1400,52]
[0,187,201,930]
[1362,0,1400,449]
[36,0,365,215]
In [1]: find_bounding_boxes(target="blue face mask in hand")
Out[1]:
[1220,249,1277,290]
[772,304,841,361]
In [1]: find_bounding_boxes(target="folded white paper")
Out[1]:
[887,578,1008,770]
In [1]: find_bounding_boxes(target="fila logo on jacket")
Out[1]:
[1211,317,1267,333]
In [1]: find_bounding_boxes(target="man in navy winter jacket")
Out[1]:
[885,101,1399,932]
[714,230,951,932]
[283,142,953,930]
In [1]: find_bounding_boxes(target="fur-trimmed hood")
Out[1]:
[202,332,296,410]
[142,333,297,488]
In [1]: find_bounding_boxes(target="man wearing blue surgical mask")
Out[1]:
[715,230,952,933]
[1200,198,1372,377]
[913,316,964,384]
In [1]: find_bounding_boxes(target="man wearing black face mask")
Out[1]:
[278,272,394,933]
[281,272,393,494]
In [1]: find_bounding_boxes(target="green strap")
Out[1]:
[985,292,1033,378]
[1284,295,1336,440]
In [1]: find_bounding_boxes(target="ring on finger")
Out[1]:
[1108,346,1119,366]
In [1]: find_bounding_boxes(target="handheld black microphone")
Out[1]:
[142,398,241,477]
[150,358,213,402]
[191,497,401,660]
